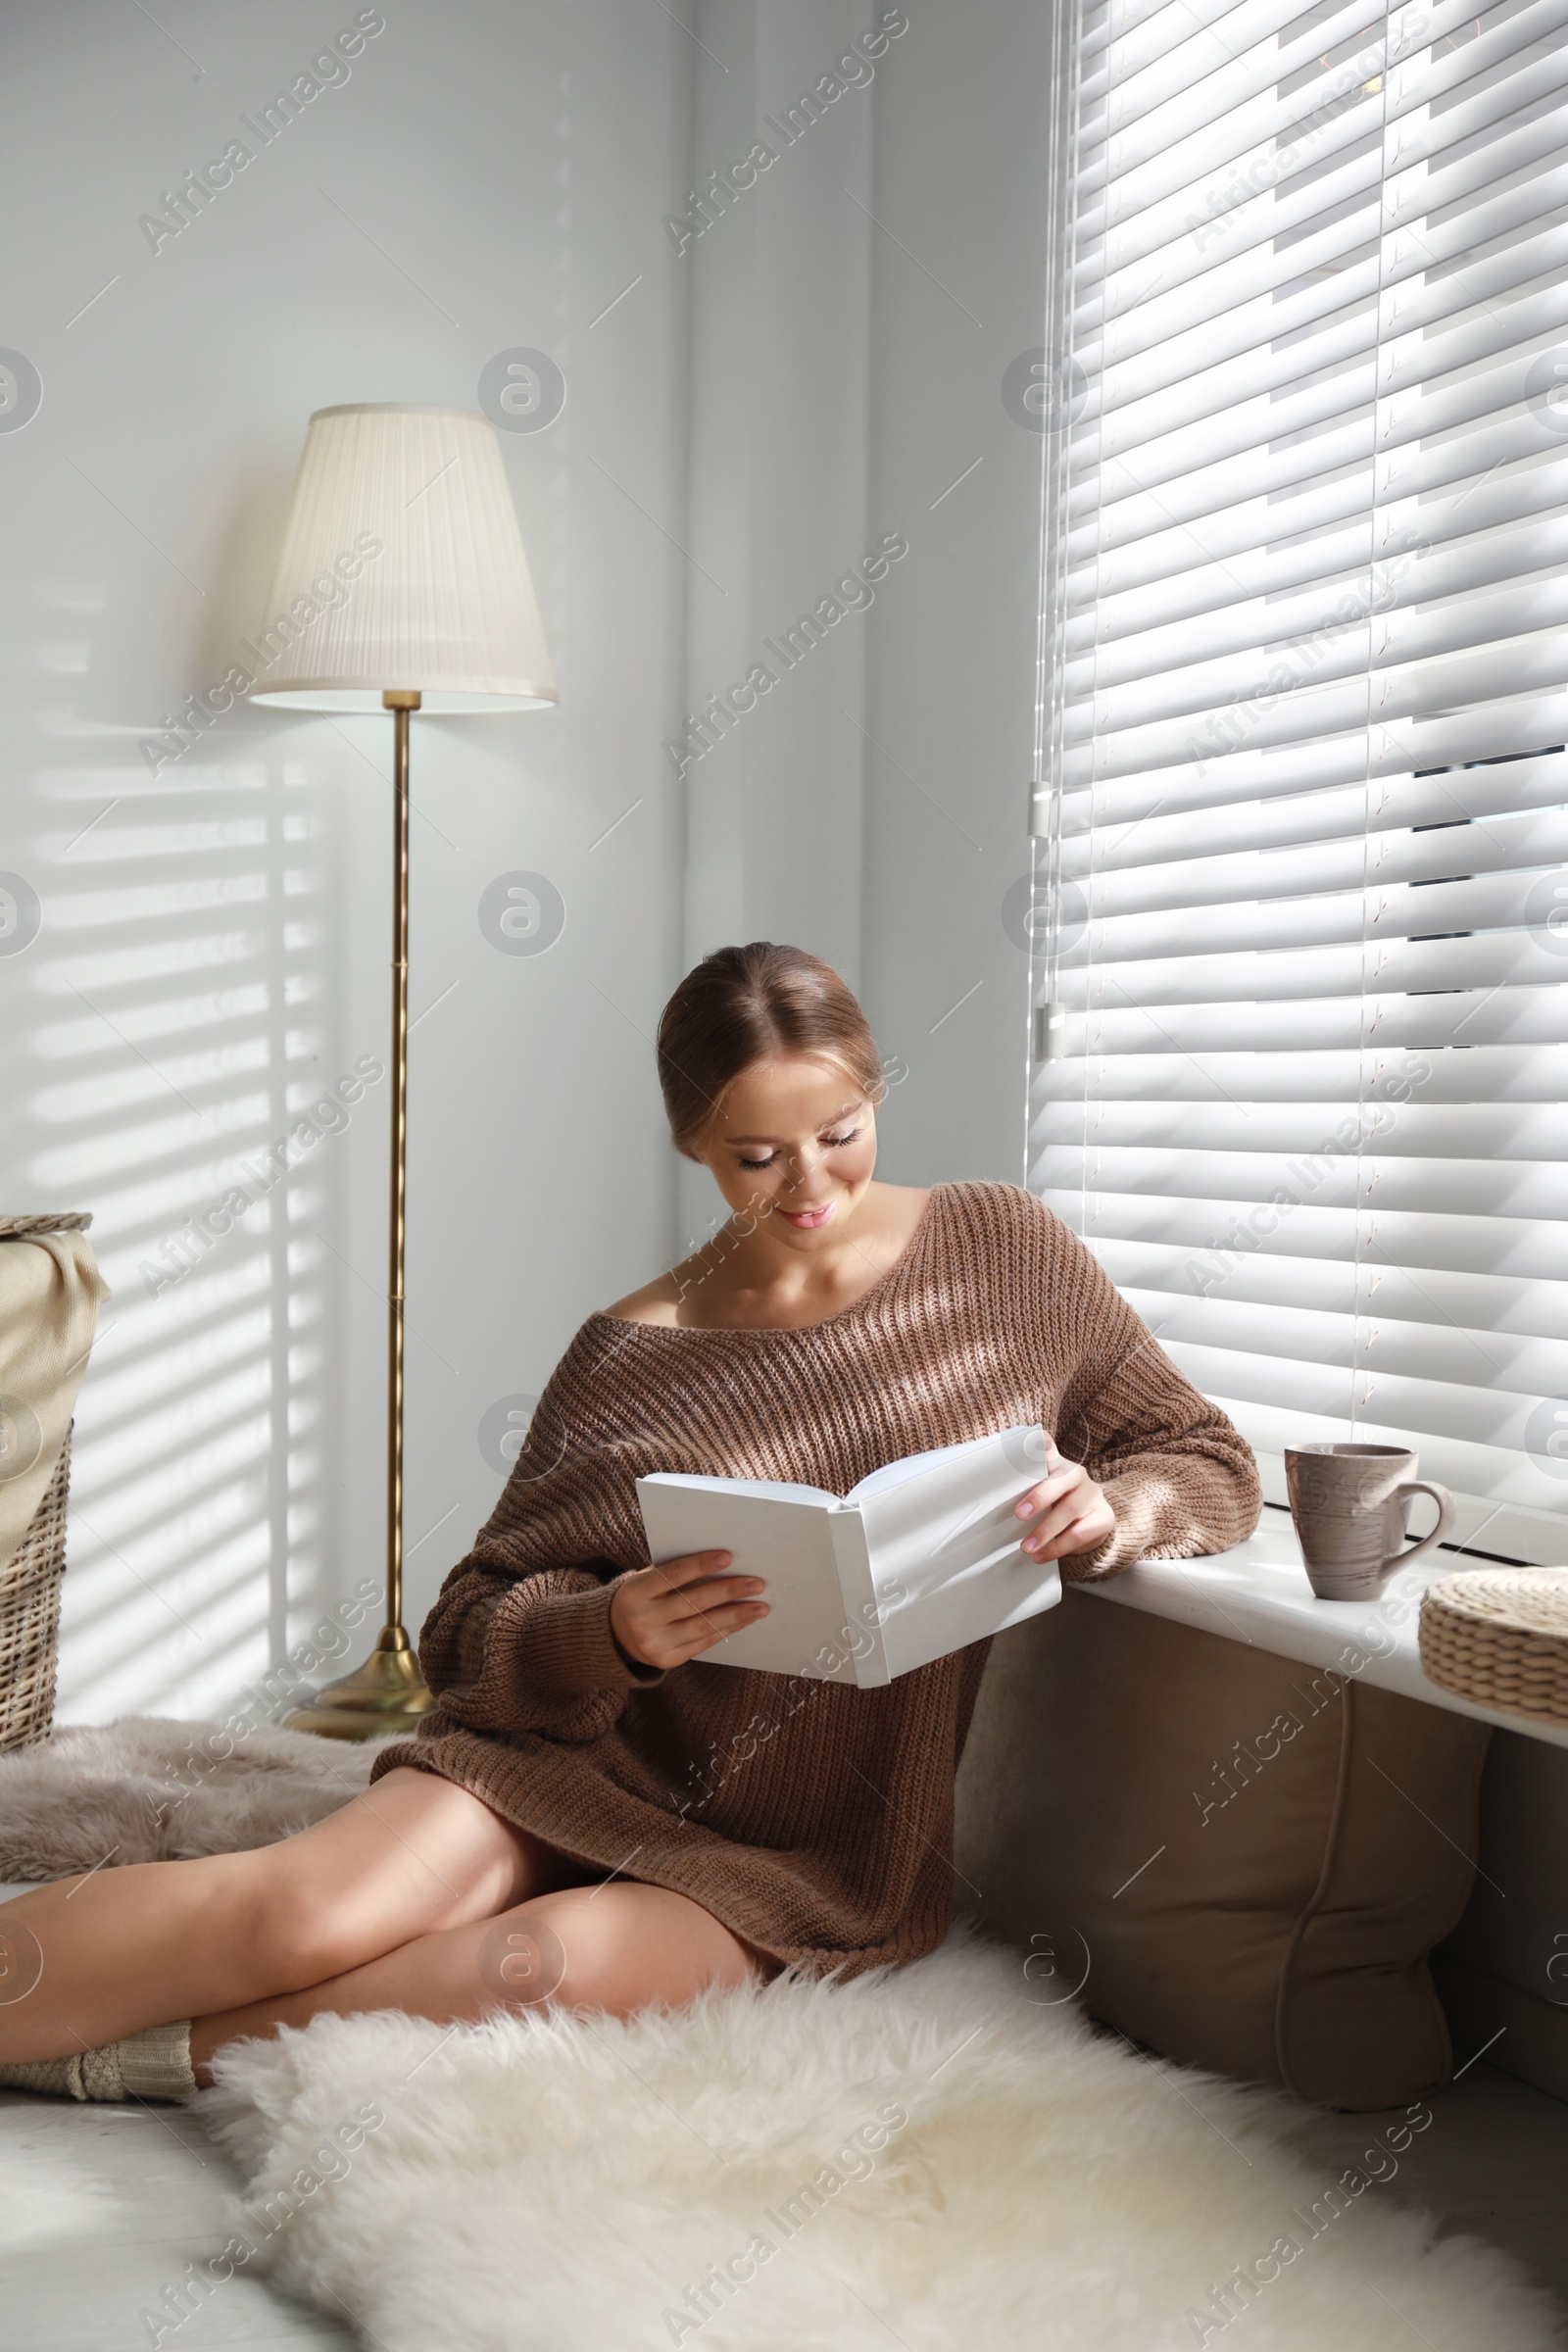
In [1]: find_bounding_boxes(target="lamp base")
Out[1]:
[283,1624,437,1742]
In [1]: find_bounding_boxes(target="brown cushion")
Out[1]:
[954,1588,1493,2110]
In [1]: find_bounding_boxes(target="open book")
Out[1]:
[635,1425,1062,1689]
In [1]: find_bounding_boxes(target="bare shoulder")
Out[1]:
[600,1267,686,1327]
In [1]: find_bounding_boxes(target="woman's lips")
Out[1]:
[778,1200,837,1230]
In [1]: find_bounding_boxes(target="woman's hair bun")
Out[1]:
[656,943,885,1157]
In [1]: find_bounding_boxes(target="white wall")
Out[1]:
[0,0,1052,1722]
[0,0,696,1719]
[858,0,1052,1190]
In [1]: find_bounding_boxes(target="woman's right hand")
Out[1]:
[609,1551,769,1672]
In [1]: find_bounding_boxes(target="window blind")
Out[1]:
[1029,0,1568,1529]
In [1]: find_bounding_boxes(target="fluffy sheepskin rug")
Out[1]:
[197,1925,1560,2352]
[0,1717,383,1879]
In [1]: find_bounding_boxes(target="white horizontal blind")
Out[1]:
[1030,0,1568,1524]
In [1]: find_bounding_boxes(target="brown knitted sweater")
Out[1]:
[370,1183,1259,1978]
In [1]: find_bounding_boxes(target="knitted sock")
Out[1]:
[0,2020,195,2104]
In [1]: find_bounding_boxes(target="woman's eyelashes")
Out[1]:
[737,1126,862,1172]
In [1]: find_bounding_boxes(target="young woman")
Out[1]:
[0,943,1259,2103]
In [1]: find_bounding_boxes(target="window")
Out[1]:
[1030,0,1568,1548]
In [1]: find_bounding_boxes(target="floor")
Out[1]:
[2,1887,1565,2352]
[1290,2062,1568,2309]
[0,2089,357,2350]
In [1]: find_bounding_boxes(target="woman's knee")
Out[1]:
[479,1886,758,2018]
[222,1811,460,1991]
[325,1769,573,1923]
[234,1773,538,1985]
[223,1849,372,1992]
[478,1890,623,2010]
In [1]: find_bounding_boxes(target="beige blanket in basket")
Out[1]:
[0,1234,109,1577]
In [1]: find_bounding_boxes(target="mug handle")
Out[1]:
[1378,1480,1455,1575]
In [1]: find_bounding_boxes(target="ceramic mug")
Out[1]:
[1284,1442,1455,1602]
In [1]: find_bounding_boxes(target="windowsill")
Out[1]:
[1081,1513,1568,1750]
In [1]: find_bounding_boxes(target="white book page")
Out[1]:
[639,1471,843,1508]
[847,1425,1053,1504]
[825,1510,886,1690]
[635,1477,857,1681]
[854,1426,1060,1678]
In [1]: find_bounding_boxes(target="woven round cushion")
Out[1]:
[1419,1567,1568,1727]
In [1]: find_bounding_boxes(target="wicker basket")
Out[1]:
[0,1212,93,1241]
[0,1209,95,1754]
[0,1428,72,1754]
[1419,1566,1568,1729]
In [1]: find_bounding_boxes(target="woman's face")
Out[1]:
[693,1054,878,1244]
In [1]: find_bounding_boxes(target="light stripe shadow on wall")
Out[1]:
[7,687,355,1721]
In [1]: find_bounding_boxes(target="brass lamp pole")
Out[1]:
[246,404,559,1743]
[286,691,432,1738]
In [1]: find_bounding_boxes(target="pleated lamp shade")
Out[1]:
[246,405,558,713]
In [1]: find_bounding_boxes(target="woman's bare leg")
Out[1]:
[0,1769,580,2064]
[189,1881,767,2085]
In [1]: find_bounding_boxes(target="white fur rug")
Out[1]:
[198,1928,1561,2352]
[0,1718,381,1879]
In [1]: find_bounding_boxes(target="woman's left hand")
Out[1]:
[1013,1454,1115,1561]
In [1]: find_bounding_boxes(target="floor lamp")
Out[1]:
[247,404,558,1739]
